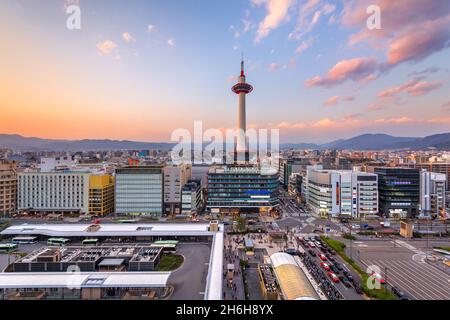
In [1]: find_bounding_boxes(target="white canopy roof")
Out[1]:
[0,272,171,289]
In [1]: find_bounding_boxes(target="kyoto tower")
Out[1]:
[231,57,253,155]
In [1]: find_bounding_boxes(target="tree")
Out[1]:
[236,217,247,233]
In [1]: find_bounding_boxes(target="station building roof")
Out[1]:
[1,222,224,301]
[0,223,222,238]
[0,271,171,289]
[270,252,319,300]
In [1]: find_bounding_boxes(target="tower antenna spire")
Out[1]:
[241,51,245,77]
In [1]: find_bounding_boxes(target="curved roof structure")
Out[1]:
[270,252,319,300]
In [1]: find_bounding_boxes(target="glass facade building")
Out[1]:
[375,167,420,218]
[207,165,279,214]
[115,166,163,216]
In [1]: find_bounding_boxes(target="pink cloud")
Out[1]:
[377,78,443,99]
[96,40,117,55]
[269,62,280,71]
[374,117,414,124]
[386,17,450,65]
[343,96,355,102]
[442,101,450,111]
[342,0,450,67]
[305,57,378,87]
[255,0,294,42]
[324,96,339,106]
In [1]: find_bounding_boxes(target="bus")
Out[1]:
[118,219,137,223]
[82,238,99,246]
[0,243,18,253]
[153,240,179,246]
[150,243,177,254]
[12,236,37,244]
[47,238,70,246]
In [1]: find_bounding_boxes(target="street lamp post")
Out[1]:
[385,267,388,294]
[349,222,353,260]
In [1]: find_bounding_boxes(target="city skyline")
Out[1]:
[1,0,450,143]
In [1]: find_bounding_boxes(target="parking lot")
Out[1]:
[0,241,45,271]
[353,239,450,300]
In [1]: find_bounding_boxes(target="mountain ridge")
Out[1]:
[0,132,449,151]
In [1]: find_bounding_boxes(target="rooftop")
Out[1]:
[0,272,171,289]
[1,223,222,237]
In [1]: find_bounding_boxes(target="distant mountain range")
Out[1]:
[0,133,449,151]
[283,133,450,150]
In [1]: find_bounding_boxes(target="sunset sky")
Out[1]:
[1,0,450,143]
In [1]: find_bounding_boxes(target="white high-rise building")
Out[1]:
[420,169,446,216]
[18,172,90,214]
[163,163,192,215]
[307,169,378,218]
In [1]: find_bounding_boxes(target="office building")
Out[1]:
[181,179,202,215]
[115,166,163,216]
[307,169,378,218]
[0,160,17,216]
[18,172,90,214]
[39,156,76,172]
[375,167,420,218]
[279,158,309,189]
[89,174,114,216]
[163,163,192,215]
[207,165,279,215]
[420,170,446,217]
[403,162,450,191]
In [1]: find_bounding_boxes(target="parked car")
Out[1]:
[330,265,339,274]
[392,286,408,300]
[327,272,340,283]
[354,285,363,294]
[342,279,352,288]
[285,248,298,255]
[308,249,316,257]
[320,262,331,271]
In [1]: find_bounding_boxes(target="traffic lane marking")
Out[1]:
[388,260,448,300]
[370,258,444,300]
[360,258,421,300]
[402,257,450,286]
[393,259,450,294]
[363,258,431,300]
